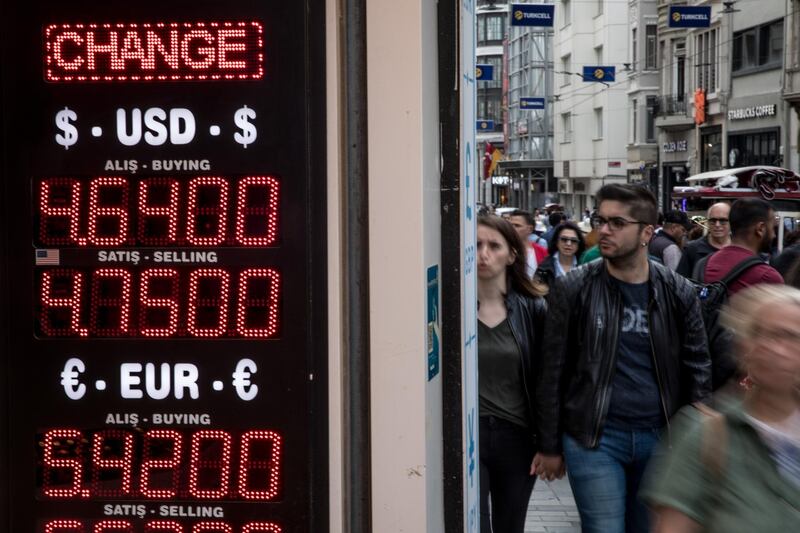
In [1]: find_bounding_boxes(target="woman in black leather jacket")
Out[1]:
[535,221,586,288]
[477,214,548,533]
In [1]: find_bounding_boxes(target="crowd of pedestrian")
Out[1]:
[476,186,800,532]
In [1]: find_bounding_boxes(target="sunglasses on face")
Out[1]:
[559,237,579,245]
[591,214,646,231]
[707,218,729,226]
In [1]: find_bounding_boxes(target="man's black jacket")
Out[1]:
[536,259,711,453]
[505,288,548,442]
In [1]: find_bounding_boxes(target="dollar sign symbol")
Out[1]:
[55,107,78,150]
[234,105,257,148]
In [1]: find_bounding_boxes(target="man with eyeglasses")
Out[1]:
[676,202,732,279]
[648,210,692,271]
[532,184,710,533]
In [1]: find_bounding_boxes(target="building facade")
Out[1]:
[500,0,556,210]
[554,0,629,216]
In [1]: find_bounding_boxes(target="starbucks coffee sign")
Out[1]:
[728,104,776,121]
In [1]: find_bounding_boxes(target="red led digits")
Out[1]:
[238,431,282,500]
[192,523,233,533]
[235,176,279,246]
[236,269,280,338]
[138,178,180,245]
[145,522,183,533]
[87,177,129,246]
[186,177,229,246]
[45,22,265,83]
[140,269,180,336]
[241,525,281,533]
[93,520,133,533]
[36,175,280,247]
[45,520,85,533]
[42,429,89,498]
[187,269,231,337]
[40,270,89,337]
[188,430,233,499]
[39,178,83,245]
[140,430,182,499]
[90,269,133,336]
[91,430,135,497]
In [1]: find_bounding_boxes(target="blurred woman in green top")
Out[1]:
[642,284,800,532]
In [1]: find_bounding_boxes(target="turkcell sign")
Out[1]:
[477,120,495,131]
[510,4,554,27]
[668,6,711,28]
[520,97,546,110]
[582,66,615,82]
[476,64,494,81]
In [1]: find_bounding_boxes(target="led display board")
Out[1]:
[0,1,327,532]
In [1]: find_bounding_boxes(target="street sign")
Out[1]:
[0,1,327,532]
[582,66,616,82]
[668,6,711,28]
[510,4,555,27]
[476,64,494,81]
[477,120,495,131]
[520,97,546,110]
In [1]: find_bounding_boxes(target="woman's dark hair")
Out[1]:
[596,183,658,226]
[477,214,548,298]
[547,221,586,258]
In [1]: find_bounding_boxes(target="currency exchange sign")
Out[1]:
[0,1,328,532]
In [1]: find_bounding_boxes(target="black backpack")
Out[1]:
[693,255,764,389]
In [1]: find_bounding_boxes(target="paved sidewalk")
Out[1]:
[524,477,581,532]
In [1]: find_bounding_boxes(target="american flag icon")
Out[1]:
[35,249,60,265]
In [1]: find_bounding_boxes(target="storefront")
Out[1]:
[660,135,692,209]
[700,126,723,172]
[727,101,782,168]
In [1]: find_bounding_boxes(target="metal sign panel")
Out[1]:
[520,97,546,110]
[510,4,555,27]
[476,64,494,81]
[668,6,711,28]
[0,1,327,532]
[582,66,616,82]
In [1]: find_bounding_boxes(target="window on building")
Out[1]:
[631,98,638,143]
[645,25,657,70]
[696,29,718,92]
[632,28,638,70]
[673,40,686,100]
[479,55,503,89]
[594,108,603,139]
[645,96,657,142]
[562,112,572,143]
[733,19,783,73]
[477,13,506,46]
[595,45,603,66]
[562,0,572,27]
[562,55,571,86]
[596,0,603,17]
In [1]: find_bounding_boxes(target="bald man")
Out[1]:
[676,202,731,279]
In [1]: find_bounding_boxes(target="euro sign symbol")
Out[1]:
[55,107,78,150]
[233,105,257,148]
[60,357,86,400]
[232,358,259,401]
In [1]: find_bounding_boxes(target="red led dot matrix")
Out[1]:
[140,430,182,499]
[238,431,282,500]
[188,430,233,499]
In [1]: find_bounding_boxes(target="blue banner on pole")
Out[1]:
[476,64,494,81]
[520,97,546,110]
[582,66,615,82]
[476,120,495,131]
[668,6,711,28]
[510,4,555,27]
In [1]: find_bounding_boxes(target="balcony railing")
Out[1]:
[656,95,688,116]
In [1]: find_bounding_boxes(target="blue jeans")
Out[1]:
[563,426,662,533]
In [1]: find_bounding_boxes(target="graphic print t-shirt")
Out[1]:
[605,279,665,430]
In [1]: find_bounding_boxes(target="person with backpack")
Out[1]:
[642,284,800,533]
[690,198,783,389]
[698,198,783,292]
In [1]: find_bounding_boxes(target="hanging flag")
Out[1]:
[488,149,503,177]
[483,142,493,180]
